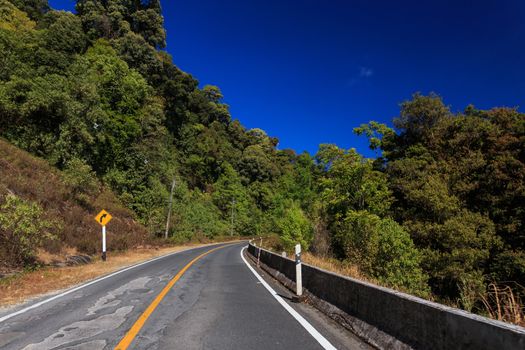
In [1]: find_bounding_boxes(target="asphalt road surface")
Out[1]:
[0,242,371,349]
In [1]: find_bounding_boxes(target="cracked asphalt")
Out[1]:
[0,242,371,349]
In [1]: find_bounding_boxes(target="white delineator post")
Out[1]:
[295,243,303,297]
[257,237,262,267]
[165,178,176,239]
[102,225,107,261]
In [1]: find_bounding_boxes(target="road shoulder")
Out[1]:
[241,248,374,350]
[0,242,239,313]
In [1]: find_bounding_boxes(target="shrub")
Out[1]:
[0,194,59,267]
[62,158,99,204]
[334,210,429,296]
[375,218,430,296]
[170,189,228,241]
[276,202,313,251]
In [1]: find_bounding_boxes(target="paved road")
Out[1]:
[0,242,371,349]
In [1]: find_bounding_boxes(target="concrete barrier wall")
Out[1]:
[247,243,525,350]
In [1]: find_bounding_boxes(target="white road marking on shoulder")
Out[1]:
[240,247,337,350]
[0,243,231,324]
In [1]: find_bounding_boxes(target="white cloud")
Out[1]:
[359,66,374,78]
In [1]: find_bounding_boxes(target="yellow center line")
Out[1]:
[114,244,233,350]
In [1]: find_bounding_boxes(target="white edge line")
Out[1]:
[240,247,337,350]
[0,242,232,323]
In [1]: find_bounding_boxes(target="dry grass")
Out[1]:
[301,252,368,282]
[259,235,367,282]
[35,248,76,265]
[0,242,220,306]
[480,283,525,327]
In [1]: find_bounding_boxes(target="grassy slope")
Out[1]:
[0,138,149,269]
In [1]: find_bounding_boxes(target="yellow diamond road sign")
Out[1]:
[95,209,112,226]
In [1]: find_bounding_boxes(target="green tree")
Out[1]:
[355,94,517,300]
[170,183,227,241]
[0,0,37,81]
[63,157,99,202]
[8,0,49,21]
[316,144,392,219]
[334,210,429,296]
[35,10,87,73]
[276,202,313,251]
[76,0,165,47]
[239,144,278,183]
[112,31,162,82]
[129,6,165,48]
[0,0,292,250]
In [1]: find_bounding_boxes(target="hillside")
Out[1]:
[0,138,148,272]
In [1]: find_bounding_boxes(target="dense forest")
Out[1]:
[0,0,523,320]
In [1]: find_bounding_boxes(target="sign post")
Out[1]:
[95,209,112,261]
[102,225,107,261]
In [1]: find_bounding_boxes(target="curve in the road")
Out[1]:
[0,244,227,324]
[115,244,231,350]
[0,242,368,349]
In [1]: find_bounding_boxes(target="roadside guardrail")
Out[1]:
[247,242,525,350]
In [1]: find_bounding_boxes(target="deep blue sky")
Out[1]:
[49,0,525,157]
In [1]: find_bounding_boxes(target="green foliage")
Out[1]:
[7,0,48,21]
[334,210,429,296]
[1,0,36,31]
[112,31,161,80]
[130,8,165,48]
[62,158,99,204]
[76,0,166,47]
[35,10,87,74]
[457,270,486,312]
[394,92,451,143]
[413,211,500,298]
[0,1,37,82]
[276,202,313,251]
[316,144,392,218]
[354,121,396,152]
[356,93,524,301]
[170,184,228,242]
[212,163,249,231]
[239,144,279,183]
[334,210,380,266]
[0,194,59,266]
[374,218,430,296]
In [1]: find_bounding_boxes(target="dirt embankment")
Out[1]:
[0,138,149,273]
